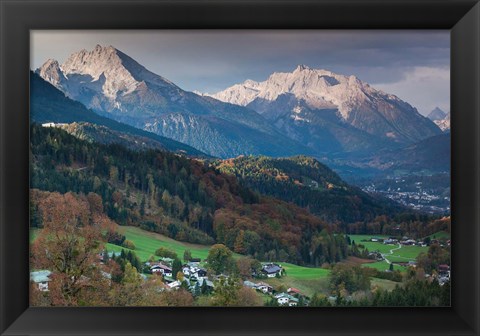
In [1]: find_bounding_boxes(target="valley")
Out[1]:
[29,43,451,307]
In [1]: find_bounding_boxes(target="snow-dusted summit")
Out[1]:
[37,44,176,111]
[207,65,442,146]
[434,112,450,132]
[210,65,373,120]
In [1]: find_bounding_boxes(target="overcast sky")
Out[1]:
[31,30,450,116]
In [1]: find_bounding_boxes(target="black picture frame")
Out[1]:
[1,0,479,335]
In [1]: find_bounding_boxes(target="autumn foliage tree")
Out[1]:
[210,277,262,306]
[206,244,236,275]
[31,191,109,306]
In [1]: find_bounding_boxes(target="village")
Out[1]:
[31,255,311,306]
[361,178,450,214]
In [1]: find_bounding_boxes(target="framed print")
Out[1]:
[1,0,479,335]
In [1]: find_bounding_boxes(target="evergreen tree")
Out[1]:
[172,258,183,280]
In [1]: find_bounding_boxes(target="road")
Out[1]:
[381,243,402,264]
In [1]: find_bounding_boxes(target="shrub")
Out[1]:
[122,239,136,250]
[155,247,178,259]
[105,230,126,246]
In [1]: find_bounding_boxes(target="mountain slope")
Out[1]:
[214,155,405,224]
[208,65,442,154]
[54,122,170,152]
[30,71,208,156]
[36,45,313,158]
[356,133,451,173]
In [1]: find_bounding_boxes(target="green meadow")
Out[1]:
[425,231,450,240]
[105,226,211,262]
[106,226,331,279]
[348,234,429,269]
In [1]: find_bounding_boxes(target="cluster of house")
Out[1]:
[243,279,305,306]
[32,256,299,304]
[145,258,212,291]
[374,236,434,247]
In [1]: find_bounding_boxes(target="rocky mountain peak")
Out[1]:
[209,65,376,119]
[208,65,441,145]
[294,64,311,72]
[427,107,447,121]
[36,59,64,88]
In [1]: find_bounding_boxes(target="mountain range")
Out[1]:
[207,65,442,155]
[359,133,451,173]
[36,45,312,159]
[34,44,451,182]
[37,46,445,160]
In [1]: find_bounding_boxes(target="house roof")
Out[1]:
[151,263,172,271]
[30,270,52,283]
[256,282,272,288]
[287,287,302,294]
[168,280,181,288]
[275,293,299,303]
[243,280,257,288]
[262,264,282,274]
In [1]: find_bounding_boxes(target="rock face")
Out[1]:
[36,45,312,158]
[209,65,442,154]
[30,71,209,157]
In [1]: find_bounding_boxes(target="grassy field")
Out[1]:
[363,261,406,272]
[262,275,330,298]
[371,278,402,291]
[348,234,393,254]
[281,263,330,280]
[348,234,428,269]
[425,231,450,240]
[105,226,211,262]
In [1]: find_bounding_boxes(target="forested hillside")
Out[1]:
[214,156,405,225]
[30,124,349,265]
